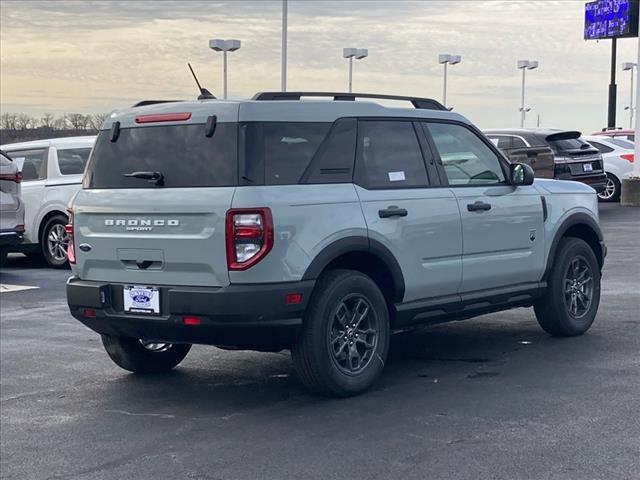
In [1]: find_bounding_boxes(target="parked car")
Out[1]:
[584,135,635,202]
[484,129,607,193]
[0,150,25,267]
[592,128,635,142]
[0,136,95,267]
[486,136,555,179]
[67,92,605,397]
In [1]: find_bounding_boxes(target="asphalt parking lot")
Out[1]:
[1,203,638,480]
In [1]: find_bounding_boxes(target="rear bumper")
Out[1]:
[555,172,608,193]
[66,276,315,350]
[0,230,24,247]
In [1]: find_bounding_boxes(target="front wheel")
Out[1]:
[41,214,70,268]
[292,269,390,397]
[597,173,621,202]
[101,335,192,373]
[534,237,601,337]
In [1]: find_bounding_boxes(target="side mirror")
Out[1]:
[510,163,535,186]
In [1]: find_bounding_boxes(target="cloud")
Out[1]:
[0,0,637,132]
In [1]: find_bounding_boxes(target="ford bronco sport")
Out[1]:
[67,92,605,397]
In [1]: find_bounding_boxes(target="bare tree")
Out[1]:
[40,113,55,129]
[53,114,68,130]
[66,113,89,130]
[88,113,108,131]
[0,113,18,130]
[16,113,32,130]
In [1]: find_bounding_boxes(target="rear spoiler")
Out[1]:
[546,131,581,142]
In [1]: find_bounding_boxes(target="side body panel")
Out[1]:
[355,185,462,302]
[229,184,367,284]
[452,184,546,292]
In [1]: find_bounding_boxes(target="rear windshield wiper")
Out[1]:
[123,171,164,186]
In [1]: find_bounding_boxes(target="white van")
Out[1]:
[0,136,96,267]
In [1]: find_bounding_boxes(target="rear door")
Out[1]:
[424,121,545,293]
[74,118,238,287]
[354,119,462,303]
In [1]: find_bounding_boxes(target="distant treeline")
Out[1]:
[0,112,107,145]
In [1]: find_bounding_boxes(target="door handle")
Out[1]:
[467,201,492,212]
[378,206,408,218]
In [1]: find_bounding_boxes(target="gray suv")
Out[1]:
[67,92,606,397]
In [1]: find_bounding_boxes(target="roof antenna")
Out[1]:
[188,63,215,100]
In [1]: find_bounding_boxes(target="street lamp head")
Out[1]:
[623,62,637,71]
[518,59,539,70]
[439,54,452,64]
[209,39,241,52]
[344,48,367,59]
[449,55,462,65]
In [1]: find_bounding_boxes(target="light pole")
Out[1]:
[623,62,637,129]
[209,39,241,99]
[517,59,538,128]
[438,54,461,108]
[343,48,368,93]
[281,0,287,92]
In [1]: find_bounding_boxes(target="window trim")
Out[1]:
[353,117,433,191]
[422,119,512,188]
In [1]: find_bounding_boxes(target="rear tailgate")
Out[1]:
[73,188,234,286]
[546,131,604,175]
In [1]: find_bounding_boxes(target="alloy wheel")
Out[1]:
[597,177,616,200]
[47,224,69,262]
[327,294,379,375]
[139,340,173,352]
[563,256,594,319]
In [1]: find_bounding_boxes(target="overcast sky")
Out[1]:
[0,0,638,132]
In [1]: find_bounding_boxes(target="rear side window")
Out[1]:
[57,148,92,175]
[9,149,47,181]
[512,137,527,148]
[355,120,428,189]
[426,122,506,185]
[241,122,331,185]
[588,141,614,153]
[609,138,634,149]
[489,136,513,149]
[85,123,237,189]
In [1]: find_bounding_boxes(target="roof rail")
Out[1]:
[132,100,183,108]
[252,92,448,111]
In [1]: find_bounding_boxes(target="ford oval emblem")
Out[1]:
[132,294,151,303]
[79,243,92,252]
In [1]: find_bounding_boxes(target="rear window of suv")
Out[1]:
[546,137,592,153]
[84,123,237,189]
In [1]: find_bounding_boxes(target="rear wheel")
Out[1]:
[534,237,601,336]
[101,335,192,373]
[292,269,390,397]
[597,173,621,202]
[41,214,70,268]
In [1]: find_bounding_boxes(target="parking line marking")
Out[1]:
[0,284,40,293]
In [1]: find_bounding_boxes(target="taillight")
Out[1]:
[0,171,22,183]
[226,208,273,271]
[65,208,75,265]
[621,153,635,163]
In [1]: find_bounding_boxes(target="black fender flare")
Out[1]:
[544,212,605,278]
[301,236,405,303]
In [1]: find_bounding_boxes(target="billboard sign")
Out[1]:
[585,0,639,39]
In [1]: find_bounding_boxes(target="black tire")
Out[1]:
[534,237,601,337]
[41,214,70,268]
[292,269,390,397]
[101,335,192,374]
[597,173,621,203]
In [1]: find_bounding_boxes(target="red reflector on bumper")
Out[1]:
[182,316,202,326]
[83,308,96,318]
[285,293,302,305]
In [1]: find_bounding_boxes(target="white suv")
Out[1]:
[0,136,95,267]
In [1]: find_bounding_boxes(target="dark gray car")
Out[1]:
[484,129,608,193]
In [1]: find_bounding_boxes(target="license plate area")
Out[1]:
[582,163,593,172]
[123,285,160,315]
